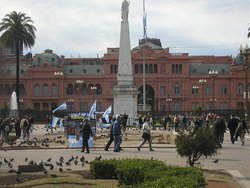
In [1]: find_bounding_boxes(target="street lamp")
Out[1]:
[91,85,97,99]
[199,79,206,111]
[54,71,64,101]
[75,80,83,111]
[166,96,172,113]
[240,45,249,124]
[209,70,218,111]
[192,85,199,110]
[67,98,74,112]
[19,99,24,110]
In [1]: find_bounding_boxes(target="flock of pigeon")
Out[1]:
[0,154,102,183]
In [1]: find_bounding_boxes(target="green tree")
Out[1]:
[175,126,220,167]
[0,11,36,108]
[248,26,250,38]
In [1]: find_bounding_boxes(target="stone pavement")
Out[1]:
[0,125,249,188]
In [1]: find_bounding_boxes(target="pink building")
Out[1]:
[0,38,248,114]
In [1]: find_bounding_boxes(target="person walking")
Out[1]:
[227,114,239,144]
[137,116,154,151]
[104,117,115,151]
[238,119,249,146]
[113,115,122,152]
[79,119,93,153]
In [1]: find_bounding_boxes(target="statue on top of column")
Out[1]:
[121,0,129,21]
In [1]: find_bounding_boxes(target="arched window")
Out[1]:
[154,64,157,74]
[205,85,212,96]
[237,83,244,96]
[173,83,180,96]
[96,84,102,95]
[66,84,74,95]
[220,102,228,109]
[43,84,49,96]
[173,101,181,111]
[139,64,143,74]
[19,84,25,95]
[135,64,138,74]
[0,84,4,95]
[34,84,40,96]
[51,83,58,96]
[220,85,228,96]
[82,84,88,95]
[149,64,153,74]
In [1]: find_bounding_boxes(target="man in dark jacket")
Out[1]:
[227,114,239,144]
[113,115,122,152]
[79,119,93,153]
[104,118,115,151]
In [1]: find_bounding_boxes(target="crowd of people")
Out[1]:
[0,115,34,143]
[1,112,249,152]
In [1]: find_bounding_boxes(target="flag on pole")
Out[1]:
[102,105,112,123]
[88,100,97,120]
[52,101,67,113]
[143,0,147,39]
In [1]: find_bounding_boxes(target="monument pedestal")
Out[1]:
[113,85,138,118]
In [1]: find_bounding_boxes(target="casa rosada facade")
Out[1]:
[0,38,248,114]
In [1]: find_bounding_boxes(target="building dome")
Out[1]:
[234,53,244,65]
[32,49,61,67]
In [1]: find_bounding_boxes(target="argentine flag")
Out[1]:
[88,100,97,120]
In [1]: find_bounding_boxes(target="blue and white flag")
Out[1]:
[52,101,67,113]
[143,0,147,39]
[102,105,112,123]
[88,100,97,120]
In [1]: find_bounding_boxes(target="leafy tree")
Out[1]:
[0,11,36,108]
[175,126,220,166]
[248,26,250,38]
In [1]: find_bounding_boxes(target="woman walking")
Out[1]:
[137,116,154,151]
[238,119,249,146]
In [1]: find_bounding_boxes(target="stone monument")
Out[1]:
[113,0,138,119]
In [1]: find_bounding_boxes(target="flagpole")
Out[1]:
[142,0,147,111]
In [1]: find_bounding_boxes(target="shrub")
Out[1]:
[175,126,220,166]
[5,135,17,147]
[90,159,118,179]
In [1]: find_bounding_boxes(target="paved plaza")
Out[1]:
[0,125,249,188]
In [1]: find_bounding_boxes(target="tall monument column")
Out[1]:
[113,0,138,119]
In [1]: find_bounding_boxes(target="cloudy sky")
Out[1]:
[0,0,249,58]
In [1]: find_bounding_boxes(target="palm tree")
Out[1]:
[0,11,36,109]
[248,26,250,38]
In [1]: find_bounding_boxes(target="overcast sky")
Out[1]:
[0,0,249,58]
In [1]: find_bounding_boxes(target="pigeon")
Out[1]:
[8,169,15,173]
[15,170,22,175]
[59,156,64,163]
[4,158,8,163]
[74,160,78,165]
[213,159,219,163]
[59,167,63,172]
[25,157,28,162]
[80,156,85,163]
[0,161,2,167]
[43,170,48,175]
[66,161,71,166]
[16,176,21,182]
[49,164,54,170]
[47,158,51,162]
[95,155,102,161]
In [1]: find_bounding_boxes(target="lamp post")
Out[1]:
[209,70,218,111]
[166,96,172,113]
[19,99,24,110]
[91,86,97,99]
[54,71,64,102]
[75,79,83,111]
[240,45,249,124]
[192,85,199,110]
[67,98,74,112]
[199,79,206,112]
